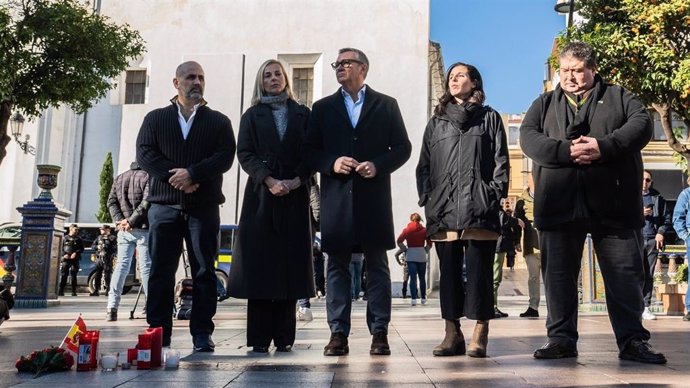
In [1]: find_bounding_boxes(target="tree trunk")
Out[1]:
[652,102,690,167]
[0,102,12,167]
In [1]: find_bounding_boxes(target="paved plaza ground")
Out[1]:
[0,268,688,387]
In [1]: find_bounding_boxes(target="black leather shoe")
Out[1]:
[683,312,690,321]
[370,332,391,356]
[520,307,539,318]
[252,346,269,353]
[619,339,667,364]
[534,342,578,359]
[494,307,508,318]
[192,334,215,352]
[276,345,292,352]
[89,291,99,297]
[324,332,349,356]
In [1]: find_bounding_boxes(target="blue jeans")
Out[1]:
[350,260,363,299]
[406,261,427,299]
[107,229,150,310]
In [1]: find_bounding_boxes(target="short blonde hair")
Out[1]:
[250,59,296,106]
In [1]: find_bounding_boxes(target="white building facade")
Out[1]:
[0,0,432,289]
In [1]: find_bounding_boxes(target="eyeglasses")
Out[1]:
[330,59,363,70]
[643,178,652,182]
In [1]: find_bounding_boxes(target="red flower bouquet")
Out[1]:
[16,346,75,377]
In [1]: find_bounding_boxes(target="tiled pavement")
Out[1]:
[0,268,688,387]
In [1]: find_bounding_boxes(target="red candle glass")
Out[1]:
[144,327,163,367]
[137,333,152,370]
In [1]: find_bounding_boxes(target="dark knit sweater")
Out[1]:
[136,102,236,209]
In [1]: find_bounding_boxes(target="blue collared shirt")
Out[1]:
[341,85,366,128]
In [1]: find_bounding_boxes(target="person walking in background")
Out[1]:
[137,61,236,351]
[396,213,432,306]
[59,224,84,297]
[305,47,411,357]
[227,59,314,353]
[671,175,690,322]
[520,41,666,363]
[515,172,541,318]
[297,175,324,322]
[395,248,410,299]
[350,253,364,300]
[106,161,151,322]
[89,225,117,297]
[493,202,521,318]
[640,170,671,320]
[416,62,509,358]
[0,284,14,327]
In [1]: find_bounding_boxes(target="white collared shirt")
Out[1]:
[176,101,201,140]
[341,85,366,128]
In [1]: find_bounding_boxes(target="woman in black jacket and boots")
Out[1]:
[416,62,509,358]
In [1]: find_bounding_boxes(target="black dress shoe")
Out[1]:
[370,332,391,356]
[534,342,578,359]
[619,339,667,364]
[494,307,508,318]
[192,334,215,352]
[252,346,269,353]
[520,307,539,318]
[324,332,349,356]
[276,345,292,352]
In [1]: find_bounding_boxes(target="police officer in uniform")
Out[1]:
[59,224,84,296]
[90,225,117,296]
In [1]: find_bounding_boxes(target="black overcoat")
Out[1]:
[305,87,412,253]
[227,100,315,300]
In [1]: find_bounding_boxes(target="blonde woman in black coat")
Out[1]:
[228,59,314,353]
[416,62,509,358]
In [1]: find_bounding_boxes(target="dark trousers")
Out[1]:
[435,240,495,321]
[402,263,409,297]
[641,238,658,307]
[540,221,650,350]
[314,255,325,295]
[247,299,297,347]
[59,259,79,293]
[326,247,390,335]
[146,204,219,343]
[93,258,113,293]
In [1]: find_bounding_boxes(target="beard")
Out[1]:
[186,88,203,100]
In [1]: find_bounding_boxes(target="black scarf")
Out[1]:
[444,101,481,131]
[554,74,605,140]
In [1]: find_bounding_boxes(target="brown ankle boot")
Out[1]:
[467,320,489,358]
[467,321,489,357]
[433,319,466,356]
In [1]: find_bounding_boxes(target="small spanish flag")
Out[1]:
[59,315,87,358]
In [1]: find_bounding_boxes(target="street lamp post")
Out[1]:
[9,112,36,155]
[554,0,579,36]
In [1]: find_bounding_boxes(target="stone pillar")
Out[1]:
[14,165,71,308]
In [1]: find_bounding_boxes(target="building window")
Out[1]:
[292,67,313,107]
[508,125,520,146]
[124,70,147,104]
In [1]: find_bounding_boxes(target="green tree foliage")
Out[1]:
[96,152,113,223]
[558,0,690,161]
[0,0,145,165]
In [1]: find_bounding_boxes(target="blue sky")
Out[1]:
[430,0,566,114]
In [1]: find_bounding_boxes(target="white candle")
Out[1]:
[100,354,118,371]
[164,349,180,369]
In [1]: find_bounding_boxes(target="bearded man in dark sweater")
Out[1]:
[520,42,665,364]
[136,61,236,351]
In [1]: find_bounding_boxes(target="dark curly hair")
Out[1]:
[434,62,485,116]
